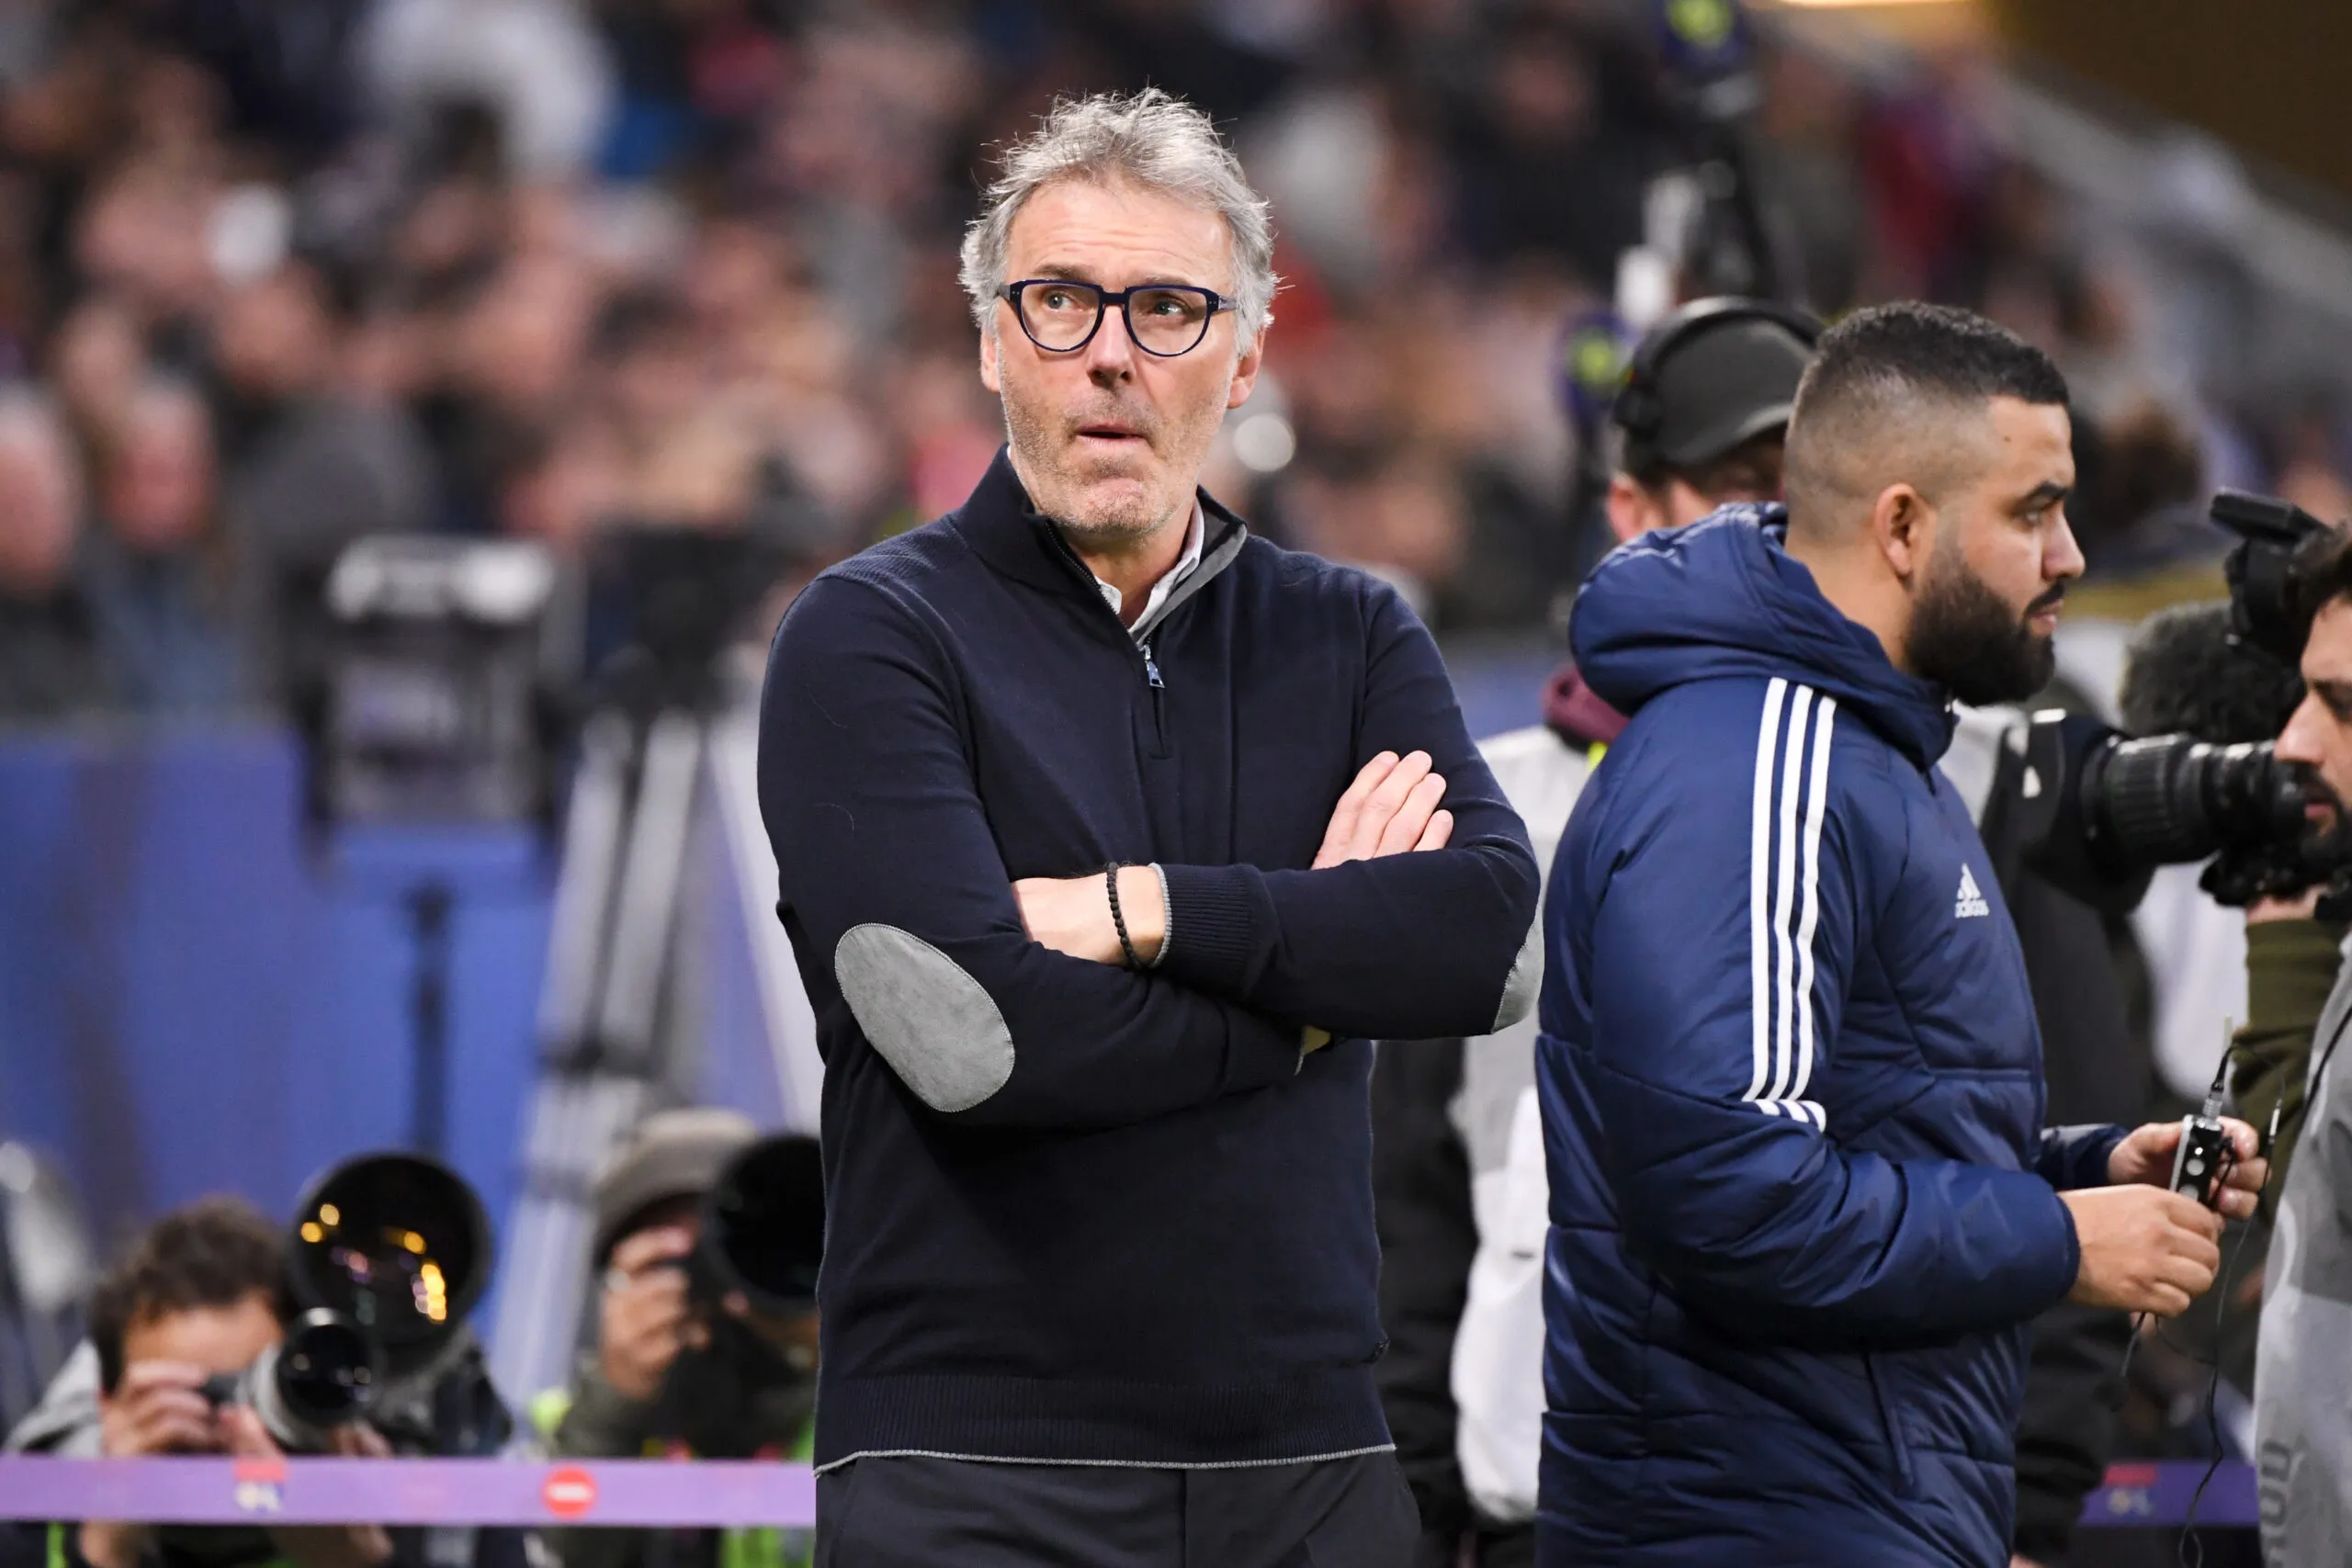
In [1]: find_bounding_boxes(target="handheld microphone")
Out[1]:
[2170,1036,2237,1212]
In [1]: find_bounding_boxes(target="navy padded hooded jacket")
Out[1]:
[1535,508,2124,1566]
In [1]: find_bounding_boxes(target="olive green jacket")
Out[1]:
[2229,918,2347,1221]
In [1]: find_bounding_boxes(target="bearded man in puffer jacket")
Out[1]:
[1536,302,2265,1566]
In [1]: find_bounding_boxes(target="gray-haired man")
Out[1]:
[756,89,1540,1564]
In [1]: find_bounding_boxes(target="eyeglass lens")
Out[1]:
[1018,284,1213,356]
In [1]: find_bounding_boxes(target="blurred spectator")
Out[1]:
[363,0,613,182]
[2271,394,2352,525]
[80,378,244,715]
[1444,17,1656,288]
[0,0,2326,731]
[210,263,435,694]
[48,295,144,451]
[0,389,107,718]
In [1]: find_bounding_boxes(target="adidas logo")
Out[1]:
[1955,865,1991,919]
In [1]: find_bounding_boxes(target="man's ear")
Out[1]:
[1604,474,1657,544]
[1870,483,1935,583]
[1225,321,1267,411]
[978,321,1001,394]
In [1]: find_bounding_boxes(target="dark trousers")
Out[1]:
[1413,1523,1536,1568]
[814,1450,1419,1568]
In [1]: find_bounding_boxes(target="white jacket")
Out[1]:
[1447,723,1596,1523]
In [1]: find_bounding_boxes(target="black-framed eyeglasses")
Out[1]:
[998,279,1232,358]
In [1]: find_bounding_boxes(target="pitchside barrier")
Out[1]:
[0,1459,2255,1531]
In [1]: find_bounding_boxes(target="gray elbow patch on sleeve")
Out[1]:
[1493,912,1544,1032]
[833,924,1014,1113]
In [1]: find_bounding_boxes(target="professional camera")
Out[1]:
[2019,717,2324,907]
[656,1134,825,1460]
[311,536,561,829]
[2015,490,2350,909]
[199,1307,381,1452]
[289,1152,492,1382]
[189,1154,493,1454]
[695,1133,824,1316]
[235,1153,498,1454]
[2213,488,2334,664]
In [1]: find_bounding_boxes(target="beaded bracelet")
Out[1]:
[1105,863,1143,969]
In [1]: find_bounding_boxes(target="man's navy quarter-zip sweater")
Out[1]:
[757,449,1540,1471]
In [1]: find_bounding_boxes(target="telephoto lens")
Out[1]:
[289,1152,490,1380]
[700,1134,824,1315]
[2081,735,2312,869]
[653,1134,824,1459]
[200,1308,382,1452]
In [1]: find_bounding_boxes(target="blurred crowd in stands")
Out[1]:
[2,0,2349,725]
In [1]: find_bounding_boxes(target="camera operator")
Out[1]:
[2106,597,2334,1221]
[1374,297,1814,1568]
[2253,525,2352,1565]
[535,1111,816,1568]
[5,1198,391,1568]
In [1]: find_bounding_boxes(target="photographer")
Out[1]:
[2254,525,2352,1565]
[536,1111,816,1568]
[6,1198,390,1568]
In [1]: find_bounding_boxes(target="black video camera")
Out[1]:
[2014,491,2350,909]
[2018,716,2324,908]
[2213,489,2335,665]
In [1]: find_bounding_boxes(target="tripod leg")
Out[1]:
[594,711,703,1075]
[537,713,634,1065]
[707,704,825,1131]
[407,882,454,1156]
[489,709,650,1401]
[487,1070,649,1403]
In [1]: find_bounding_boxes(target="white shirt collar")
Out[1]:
[1093,500,1205,630]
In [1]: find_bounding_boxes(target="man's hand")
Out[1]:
[2108,1118,2267,1220]
[1013,751,1455,967]
[83,1363,221,1568]
[98,1359,219,1457]
[2246,887,2324,925]
[220,1408,394,1568]
[1313,750,1452,867]
[2061,1185,2223,1316]
[599,1225,703,1403]
[1013,866,1166,965]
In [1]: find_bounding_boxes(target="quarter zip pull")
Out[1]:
[1140,640,1170,755]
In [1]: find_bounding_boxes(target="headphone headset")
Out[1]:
[1611,296,1824,448]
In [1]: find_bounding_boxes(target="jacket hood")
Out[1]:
[1569,503,1956,770]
